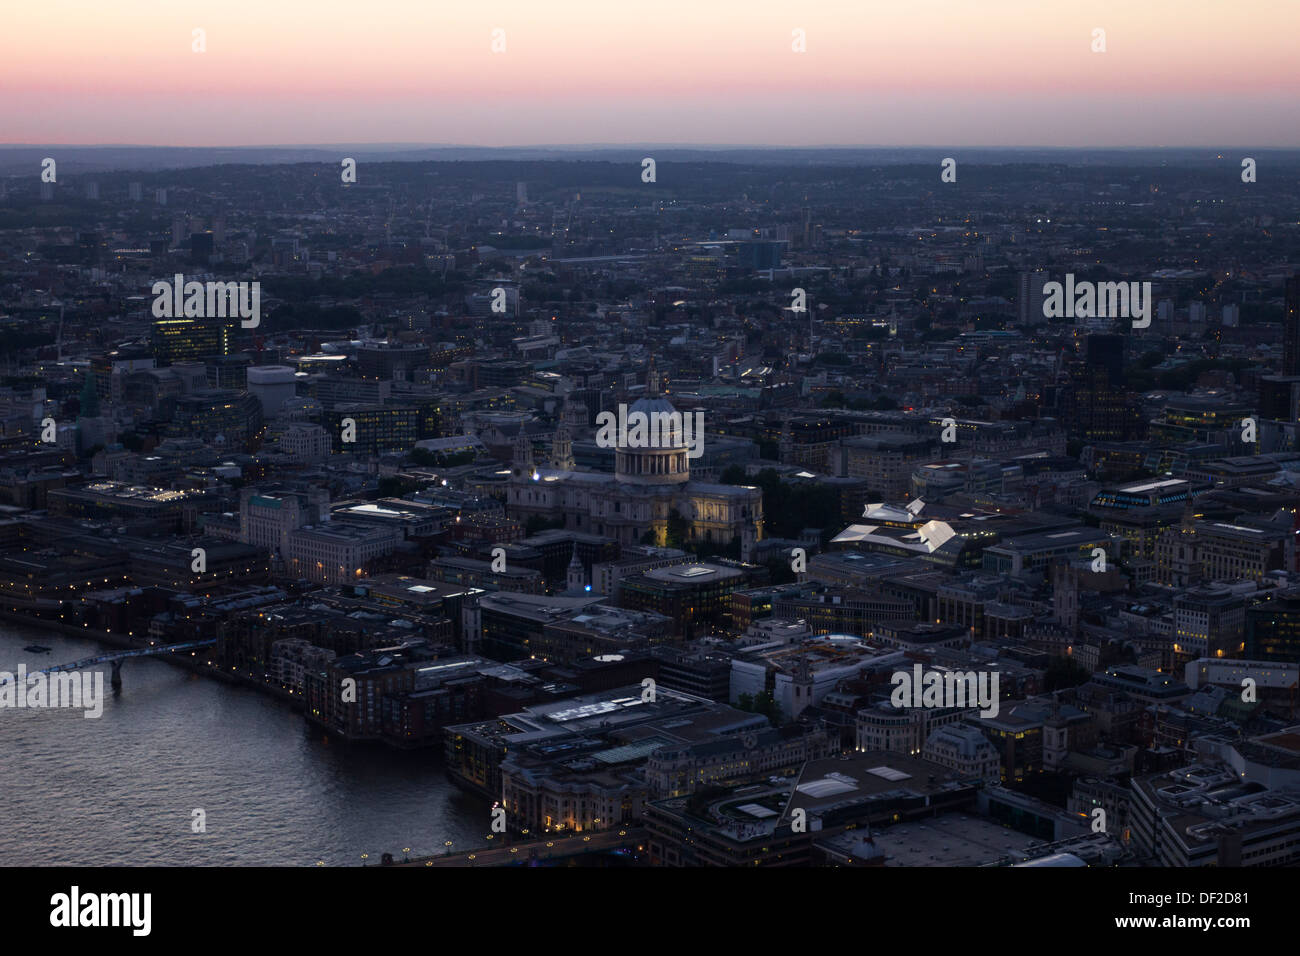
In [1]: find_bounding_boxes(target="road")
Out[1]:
[397,827,648,867]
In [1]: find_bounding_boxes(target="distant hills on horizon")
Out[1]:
[2,144,1298,176]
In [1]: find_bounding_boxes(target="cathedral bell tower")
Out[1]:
[567,548,586,591]
[552,409,576,471]
[513,427,535,471]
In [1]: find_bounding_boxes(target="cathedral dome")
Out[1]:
[626,395,686,448]
[616,394,691,484]
[628,395,678,416]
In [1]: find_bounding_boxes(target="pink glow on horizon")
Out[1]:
[3,0,1297,146]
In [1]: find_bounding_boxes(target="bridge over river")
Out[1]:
[1,639,217,689]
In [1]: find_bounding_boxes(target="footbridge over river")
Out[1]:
[1,639,217,689]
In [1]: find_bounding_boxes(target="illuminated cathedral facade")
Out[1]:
[506,387,763,560]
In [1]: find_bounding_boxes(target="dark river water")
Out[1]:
[0,622,489,866]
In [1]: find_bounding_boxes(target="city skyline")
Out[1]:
[5,0,1300,901]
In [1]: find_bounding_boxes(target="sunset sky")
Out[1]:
[4,0,1297,147]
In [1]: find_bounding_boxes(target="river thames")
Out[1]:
[0,622,488,866]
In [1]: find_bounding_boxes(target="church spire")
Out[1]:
[551,411,575,471]
[513,426,534,469]
[567,547,586,591]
